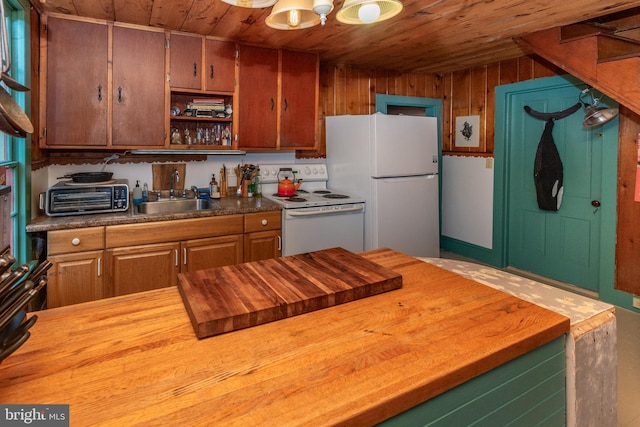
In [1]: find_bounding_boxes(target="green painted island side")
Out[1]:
[380,336,566,426]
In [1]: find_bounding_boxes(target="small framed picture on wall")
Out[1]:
[455,115,480,148]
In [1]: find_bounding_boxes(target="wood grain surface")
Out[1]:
[178,247,403,338]
[0,249,570,426]
[152,163,185,190]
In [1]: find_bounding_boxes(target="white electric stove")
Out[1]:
[260,164,365,256]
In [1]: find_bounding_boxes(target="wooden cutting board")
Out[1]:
[177,247,403,339]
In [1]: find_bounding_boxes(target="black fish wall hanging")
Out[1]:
[523,102,581,211]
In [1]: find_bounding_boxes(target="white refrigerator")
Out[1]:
[326,113,440,257]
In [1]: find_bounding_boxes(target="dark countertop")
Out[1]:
[27,195,282,233]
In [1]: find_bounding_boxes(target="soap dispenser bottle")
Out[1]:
[210,174,220,199]
[142,182,149,202]
[133,180,143,207]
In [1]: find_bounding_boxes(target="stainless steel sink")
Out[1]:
[136,198,221,215]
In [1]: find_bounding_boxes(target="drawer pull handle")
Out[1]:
[261,219,268,226]
[71,238,80,246]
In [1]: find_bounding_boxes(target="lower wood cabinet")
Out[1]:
[106,242,180,297]
[45,212,281,307]
[47,250,104,308]
[182,235,243,273]
[46,227,105,309]
[244,211,281,262]
[244,231,280,262]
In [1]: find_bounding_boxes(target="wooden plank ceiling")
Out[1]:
[30,0,640,73]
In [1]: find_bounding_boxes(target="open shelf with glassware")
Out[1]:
[169,91,236,149]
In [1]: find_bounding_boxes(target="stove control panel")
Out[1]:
[259,164,328,184]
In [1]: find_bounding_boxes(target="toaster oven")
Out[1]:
[41,179,129,216]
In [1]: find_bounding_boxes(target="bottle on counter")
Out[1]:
[253,167,262,198]
[133,180,143,206]
[142,182,149,202]
[210,174,220,199]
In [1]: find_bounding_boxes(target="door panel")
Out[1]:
[371,175,439,257]
[508,86,601,291]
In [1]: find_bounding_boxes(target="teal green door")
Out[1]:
[507,85,603,291]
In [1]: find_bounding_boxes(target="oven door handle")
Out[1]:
[287,205,364,217]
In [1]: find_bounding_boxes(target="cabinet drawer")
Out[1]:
[48,227,105,255]
[244,211,281,233]
[106,215,244,247]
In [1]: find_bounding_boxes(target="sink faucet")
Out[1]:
[170,168,179,200]
[191,185,199,199]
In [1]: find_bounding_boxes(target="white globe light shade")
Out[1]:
[358,3,380,23]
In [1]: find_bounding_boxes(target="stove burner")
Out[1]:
[313,190,331,194]
[272,193,299,198]
[323,193,349,199]
[285,197,307,202]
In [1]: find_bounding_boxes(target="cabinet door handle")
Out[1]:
[117,86,122,103]
[97,258,101,278]
[270,98,274,111]
[277,235,281,251]
[97,85,102,102]
[210,65,214,79]
[183,248,187,265]
[284,98,288,111]
[175,249,179,267]
[193,62,198,78]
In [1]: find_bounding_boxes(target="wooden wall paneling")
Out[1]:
[450,69,471,153]
[388,70,404,95]
[441,73,452,152]
[410,73,423,98]
[499,58,519,85]
[470,66,487,153]
[615,106,640,295]
[375,69,388,96]
[333,64,347,116]
[360,68,376,114]
[428,73,441,99]
[517,57,534,81]
[344,66,361,114]
[418,73,430,99]
[314,61,332,157]
[532,55,563,79]
[485,63,500,155]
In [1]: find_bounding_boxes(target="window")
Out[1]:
[0,0,30,263]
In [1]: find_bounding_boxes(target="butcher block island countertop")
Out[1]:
[0,249,569,426]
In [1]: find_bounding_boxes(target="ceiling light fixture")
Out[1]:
[222,0,278,8]
[223,0,401,29]
[312,0,334,25]
[579,87,619,128]
[266,0,320,29]
[336,0,403,25]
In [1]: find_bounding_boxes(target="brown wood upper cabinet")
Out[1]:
[169,33,236,93]
[237,45,318,150]
[40,15,166,149]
